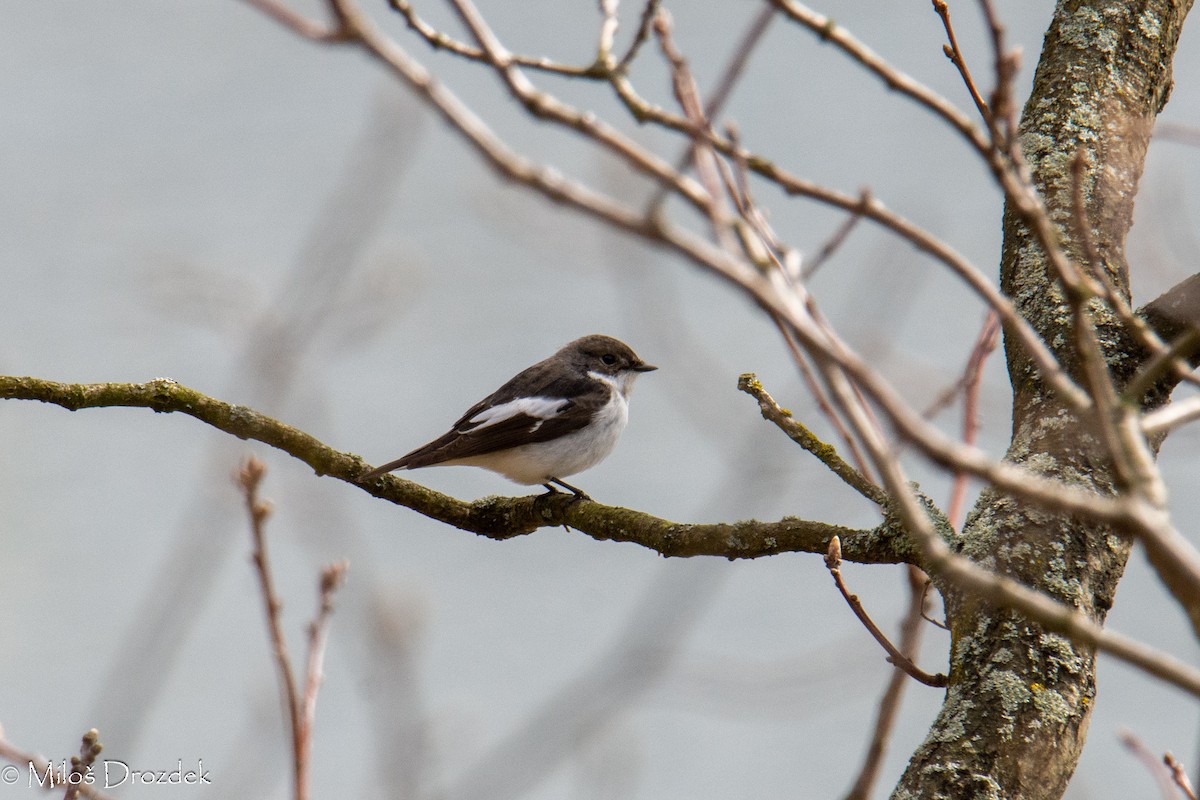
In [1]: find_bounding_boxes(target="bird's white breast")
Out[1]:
[460,380,630,484]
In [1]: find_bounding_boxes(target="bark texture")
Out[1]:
[893,0,1193,797]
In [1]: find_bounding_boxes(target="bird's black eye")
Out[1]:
[600,353,617,365]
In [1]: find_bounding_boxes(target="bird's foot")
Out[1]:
[544,477,591,502]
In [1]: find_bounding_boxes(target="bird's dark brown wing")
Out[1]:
[361,358,609,479]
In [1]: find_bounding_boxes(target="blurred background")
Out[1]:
[3,0,1200,797]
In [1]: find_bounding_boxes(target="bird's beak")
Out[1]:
[633,362,658,372]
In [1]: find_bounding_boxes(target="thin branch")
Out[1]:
[802,202,866,280]
[389,0,605,77]
[770,0,989,159]
[446,0,719,222]
[720,120,790,270]
[1155,121,1200,148]
[930,0,990,124]
[919,578,949,630]
[737,373,885,505]
[824,537,948,688]
[977,0,1018,147]
[1166,752,1199,800]
[241,0,351,41]
[651,9,738,253]
[644,4,776,215]
[844,565,934,800]
[1123,328,1200,403]
[302,561,349,749]
[1067,149,1193,401]
[1143,394,1200,437]
[595,0,619,63]
[771,319,879,482]
[239,457,348,800]
[616,0,662,71]
[239,457,306,800]
[947,311,1000,530]
[0,729,116,800]
[1117,729,1181,800]
[61,730,103,800]
[716,133,871,474]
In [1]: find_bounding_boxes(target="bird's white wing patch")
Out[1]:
[463,396,569,432]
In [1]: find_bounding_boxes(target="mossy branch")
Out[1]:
[737,372,887,505]
[0,375,914,564]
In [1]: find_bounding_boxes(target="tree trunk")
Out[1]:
[893,0,1193,797]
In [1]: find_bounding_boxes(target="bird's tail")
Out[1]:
[359,457,412,481]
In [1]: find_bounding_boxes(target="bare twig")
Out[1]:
[61,730,103,800]
[645,4,776,214]
[930,0,990,123]
[802,201,867,280]
[1117,728,1180,800]
[771,320,879,482]
[824,537,948,688]
[651,10,737,253]
[239,456,348,800]
[738,373,885,505]
[1123,328,1200,403]
[720,121,790,270]
[770,0,989,159]
[615,0,662,72]
[241,0,350,41]
[947,311,1000,530]
[977,0,1018,147]
[844,565,935,799]
[1165,752,1198,800]
[595,0,619,62]
[1143,394,1200,436]
[919,578,949,630]
[716,140,874,479]
[240,457,306,800]
[0,729,116,800]
[389,0,606,77]
[443,0,716,221]
[303,561,349,744]
[1155,121,1200,148]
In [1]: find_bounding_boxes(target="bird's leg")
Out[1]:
[542,478,589,532]
[547,477,591,501]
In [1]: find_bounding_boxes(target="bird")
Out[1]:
[361,334,657,497]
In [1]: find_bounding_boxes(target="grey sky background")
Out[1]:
[4,1,1200,797]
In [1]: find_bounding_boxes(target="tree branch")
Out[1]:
[0,728,115,800]
[824,537,947,687]
[737,373,885,505]
[0,375,912,565]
